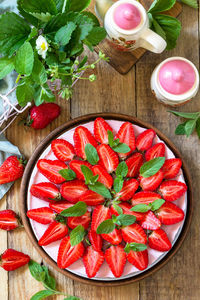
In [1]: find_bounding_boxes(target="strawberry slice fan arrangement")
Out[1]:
[26,117,188,281]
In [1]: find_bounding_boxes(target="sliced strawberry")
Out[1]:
[121,223,147,244]
[67,211,91,229]
[0,249,30,271]
[37,160,67,184]
[136,129,156,152]
[73,126,98,160]
[88,230,103,252]
[60,180,88,203]
[92,165,113,189]
[105,245,126,278]
[127,249,148,271]
[116,179,139,201]
[97,144,119,173]
[69,160,92,181]
[30,182,61,202]
[156,201,185,225]
[0,210,19,231]
[27,207,55,224]
[162,158,182,179]
[38,220,68,246]
[148,229,172,252]
[94,117,113,144]
[145,143,165,161]
[110,202,145,222]
[140,211,161,230]
[159,180,187,202]
[49,201,73,214]
[83,246,104,278]
[125,152,144,178]
[131,191,162,206]
[115,122,136,157]
[79,190,104,206]
[91,205,110,231]
[139,170,164,191]
[101,228,122,245]
[51,139,75,162]
[57,236,84,269]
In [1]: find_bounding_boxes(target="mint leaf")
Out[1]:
[131,204,150,213]
[184,119,197,137]
[89,182,112,199]
[42,266,56,291]
[116,161,128,178]
[59,169,76,181]
[85,144,99,165]
[112,203,123,215]
[30,290,56,300]
[28,260,46,282]
[60,202,87,217]
[32,56,47,85]
[196,118,200,139]
[70,225,86,246]
[15,41,34,76]
[140,157,165,178]
[96,219,115,234]
[175,122,187,135]
[148,0,176,14]
[108,130,114,147]
[116,214,136,226]
[16,82,34,107]
[114,177,124,194]
[124,243,147,253]
[85,27,106,46]
[113,143,130,154]
[0,12,31,56]
[0,57,15,79]
[55,22,77,46]
[180,0,198,8]
[67,0,91,12]
[81,165,93,184]
[150,199,165,211]
[169,110,200,119]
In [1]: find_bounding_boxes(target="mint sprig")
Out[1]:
[131,199,165,213]
[85,143,99,165]
[114,161,128,194]
[108,130,130,154]
[60,201,87,217]
[124,243,147,253]
[96,214,136,234]
[59,169,77,181]
[70,225,86,246]
[139,157,165,178]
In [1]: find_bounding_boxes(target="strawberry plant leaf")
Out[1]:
[196,117,200,139]
[148,0,176,14]
[150,199,165,211]
[85,144,99,165]
[184,119,197,137]
[113,143,130,154]
[112,203,123,215]
[32,56,47,85]
[60,202,87,217]
[16,82,35,107]
[15,41,34,75]
[149,14,166,40]
[67,0,91,12]
[20,0,57,16]
[28,260,46,282]
[140,157,165,178]
[169,110,200,119]
[0,57,15,79]
[89,182,112,199]
[70,225,86,246]
[55,22,77,46]
[59,169,76,181]
[175,122,187,135]
[116,214,136,226]
[116,161,128,178]
[124,243,147,253]
[81,165,93,184]
[85,27,106,46]
[131,204,150,213]
[180,0,198,8]
[114,177,124,193]
[96,219,115,234]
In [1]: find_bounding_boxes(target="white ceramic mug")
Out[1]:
[104,0,167,53]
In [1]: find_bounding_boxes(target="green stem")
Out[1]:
[16,74,21,84]
[62,0,67,13]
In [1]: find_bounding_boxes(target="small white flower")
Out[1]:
[36,35,48,59]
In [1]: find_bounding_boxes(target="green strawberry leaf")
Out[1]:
[32,56,47,85]
[116,214,136,226]
[116,161,128,178]
[30,290,56,300]
[85,144,99,165]
[169,110,200,119]
[113,143,130,154]
[20,0,57,16]
[175,122,187,135]
[89,182,112,199]
[16,81,35,107]
[55,22,77,46]
[85,27,106,46]
[0,57,15,79]
[67,0,91,12]
[196,117,200,139]
[140,157,165,178]
[96,219,115,234]
[180,0,198,8]
[184,119,197,137]
[81,165,93,184]
[149,14,166,40]
[114,177,124,194]
[150,199,165,211]
[28,260,46,282]
[15,41,34,75]
[131,204,150,213]
[124,243,147,253]
[59,169,77,181]
[148,0,176,14]
[60,202,87,217]
[70,225,86,246]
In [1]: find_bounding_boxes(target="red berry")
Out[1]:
[148,229,172,252]
[38,220,68,246]
[0,210,20,231]
[159,180,187,202]
[156,201,185,225]
[83,246,104,278]
[101,228,122,245]
[30,182,61,202]
[136,129,156,152]
[131,191,162,206]
[162,158,182,179]
[115,122,136,158]
[69,160,92,181]
[49,201,73,214]
[105,245,126,278]
[97,144,119,173]
[60,180,88,203]
[29,103,60,129]
[92,165,113,189]
[110,202,145,222]
[145,143,165,161]
[121,223,147,244]
[37,159,67,184]
[88,230,103,252]
[91,205,110,232]
[127,249,148,271]
[125,152,144,178]
[116,178,139,201]
[0,249,30,271]
[27,207,55,224]
[67,211,91,229]
[140,211,161,230]
[51,139,75,162]
[94,117,113,144]
[139,170,164,191]
[79,190,104,206]
[0,156,25,185]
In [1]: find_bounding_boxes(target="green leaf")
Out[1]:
[34,84,55,106]
[70,225,86,246]
[55,0,65,12]
[59,169,76,181]
[16,82,34,107]
[148,0,176,14]
[17,0,40,27]
[67,0,91,12]
[44,12,78,34]
[89,182,112,199]
[153,15,181,50]
[96,219,115,234]
[180,0,198,8]
[169,110,200,119]
[85,27,106,46]
[112,203,123,215]
[0,12,31,56]
[42,266,56,291]
[30,290,56,300]
[64,297,80,300]
[124,243,147,253]
[81,11,100,26]
[150,16,167,40]
[28,260,46,282]
[184,119,197,137]
[60,202,87,217]
[0,57,15,79]
[81,165,93,184]
[150,199,165,211]
[85,144,99,165]
[15,41,34,76]
[175,123,187,135]
[116,161,128,178]
[32,56,47,85]
[108,130,114,147]
[140,157,165,178]
[113,143,130,154]
[196,118,200,139]
[116,214,136,226]
[131,204,150,213]
[55,22,77,46]
[20,0,57,16]
[114,177,124,194]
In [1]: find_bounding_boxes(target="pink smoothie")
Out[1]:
[159,59,196,95]
[114,3,142,30]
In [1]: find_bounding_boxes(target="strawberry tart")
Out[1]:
[26,117,188,281]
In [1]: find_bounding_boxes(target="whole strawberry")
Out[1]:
[0,156,25,185]
[0,249,30,271]
[27,103,60,129]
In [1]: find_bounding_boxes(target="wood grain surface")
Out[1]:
[0,0,200,300]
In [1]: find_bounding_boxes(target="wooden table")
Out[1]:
[1,3,200,300]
